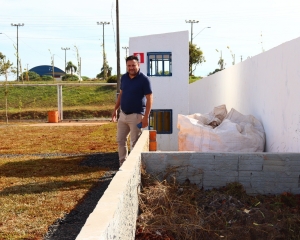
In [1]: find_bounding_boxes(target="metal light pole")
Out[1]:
[116,0,121,94]
[61,47,70,73]
[185,20,198,44]
[11,23,24,81]
[122,46,129,58]
[97,21,110,80]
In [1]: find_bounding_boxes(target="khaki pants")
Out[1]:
[117,112,143,164]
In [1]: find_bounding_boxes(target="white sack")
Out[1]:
[177,106,265,152]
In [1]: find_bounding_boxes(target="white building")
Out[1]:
[129,31,189,151]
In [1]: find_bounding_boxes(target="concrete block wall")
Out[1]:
[76,131,149,240]
[142,152,300,195]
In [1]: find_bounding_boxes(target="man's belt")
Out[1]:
[123,111,134,115]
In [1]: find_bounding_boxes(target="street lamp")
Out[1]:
[193,27,211,40]
[11,23,24,81]
[97,21,110,80]
[185,20,199,44]
[122,46,129,58]
[61,47,70,73]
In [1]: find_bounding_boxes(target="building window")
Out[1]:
[148,109,172,134]
[147,52,172,76]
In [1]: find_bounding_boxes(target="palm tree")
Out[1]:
[65,61,77,75]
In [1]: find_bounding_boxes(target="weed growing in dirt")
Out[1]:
[137,169,300,240]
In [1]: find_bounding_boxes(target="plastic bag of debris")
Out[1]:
[177,105,265,152]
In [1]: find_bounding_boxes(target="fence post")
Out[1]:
[57,85,63,120]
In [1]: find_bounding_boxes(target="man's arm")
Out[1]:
[112,90,122,122]
[142,93,153,128]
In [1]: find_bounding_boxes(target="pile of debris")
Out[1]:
[136,170,300,240]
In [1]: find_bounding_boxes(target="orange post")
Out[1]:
[149,130,156,141]
[149,130,157,151]
[48,111,59,123]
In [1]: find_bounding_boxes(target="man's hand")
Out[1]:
[111,110,118,122]
[112,90,122,122]
[141,116,148,128]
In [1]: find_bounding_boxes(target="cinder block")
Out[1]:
[204,178,238,189]
[239,163,263,171]
[239,155,264,170]
[189,159,215,171]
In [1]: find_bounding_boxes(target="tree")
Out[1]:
[0,52,15,123]
[65,61,77,75]
[216,49,225,70]
[96,64,112,79]
[189,42,205,76]
[227,46,235,65]
[74,45,81,81]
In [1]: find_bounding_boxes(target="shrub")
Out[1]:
[81,76,90,81]
[41,75,54,81]
[107,75,117,83]
[96,73,103,79]
[19,71,40,81]
[62,74,79,81]
[208,69,222,76]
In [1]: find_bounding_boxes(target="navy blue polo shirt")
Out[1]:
[120,70,152,115]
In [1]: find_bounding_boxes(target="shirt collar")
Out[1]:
[126,69,141,79]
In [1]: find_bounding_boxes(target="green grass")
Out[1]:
[0,83,116,110]
[189,76,202,84]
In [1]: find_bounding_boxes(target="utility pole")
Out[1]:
[97,21,110,80]
[26,64,29,81]
[116,0,121,95]
[122,46,129,58]
[61,47,70,73]
[185,20,198,44]
[11,23,24,81]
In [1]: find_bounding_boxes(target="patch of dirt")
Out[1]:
[136,170,300,240]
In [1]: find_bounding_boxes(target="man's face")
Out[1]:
[126,59,140,77]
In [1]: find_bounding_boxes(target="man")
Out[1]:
[112,55,153,166]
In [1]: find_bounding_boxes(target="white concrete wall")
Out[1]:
[129,31,189,151]
[189,37,300,152]
[76,131,149,240]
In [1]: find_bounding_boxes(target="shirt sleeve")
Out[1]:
[143,77,152,95]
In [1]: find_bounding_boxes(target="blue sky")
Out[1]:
[1,0,300,80]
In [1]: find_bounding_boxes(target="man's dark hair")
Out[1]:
[126,55,139,63]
